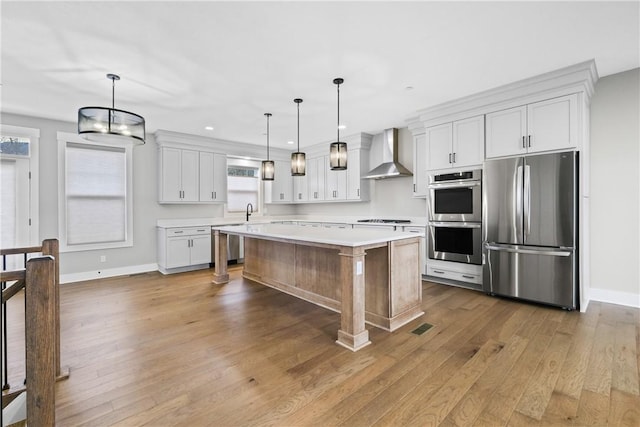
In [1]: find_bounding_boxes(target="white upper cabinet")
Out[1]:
[199,152,227,203]
[453,116,484,166]
[307,156,326,202]
[486,94,578,158]
[426,123,453,171]
[293,173,308,202]
[412,133,427,198]
[326,157,347,201]
[159,147,199,203]
[270,160,293,203]
[426,115,483,171]
[347,148,368,201]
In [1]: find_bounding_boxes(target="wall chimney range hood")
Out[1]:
[364,128,413,179]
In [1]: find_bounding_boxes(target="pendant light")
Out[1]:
[78,73,145,145]
[261,113,275,181]
[291,98,306,176]
[329,77,347,170]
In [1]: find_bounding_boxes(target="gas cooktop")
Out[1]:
[357,219,411,224]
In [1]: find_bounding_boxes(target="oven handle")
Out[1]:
[429,221,481,229]
[428,180,481,189]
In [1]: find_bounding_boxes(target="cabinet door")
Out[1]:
[199,152,215,201]
[293,174,308,202]
[271,160,292,202]
[212,153,227,202]
[190,234,212,265]
[166,237,191,268]
[527,94,578,154]
[181,149,199,201]
[161,147,183,202]
[452,115,484,167]
[426,123,453,171]
[326,158,347,200]
[413,133,427,197]
[347,149,362,200]
[485,105,527,158]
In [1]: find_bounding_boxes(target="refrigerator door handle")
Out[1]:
[524,164,531,238]
[516,165,524,239]
[485,243,572,257]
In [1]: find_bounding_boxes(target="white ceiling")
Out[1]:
[2,1,638,149]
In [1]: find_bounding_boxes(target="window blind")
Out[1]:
[65,143,127,245]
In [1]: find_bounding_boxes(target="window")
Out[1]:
[57,132,133,252]
[227,164,260,213]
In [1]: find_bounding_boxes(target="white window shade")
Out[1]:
[63,142,130,248]
[227,175,259,212]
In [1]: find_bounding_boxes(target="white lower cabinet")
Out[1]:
[426,259,482,290]
[158,227,211,274]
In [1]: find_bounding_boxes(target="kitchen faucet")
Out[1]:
[246,203,253,222]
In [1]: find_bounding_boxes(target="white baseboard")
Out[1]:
[589,288,640,309]
[60,263,158,284]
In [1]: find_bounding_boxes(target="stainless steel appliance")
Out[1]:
[483,151,578,310]
[357,219,411,224]
[428,169,482,222]
[428,221,482,264]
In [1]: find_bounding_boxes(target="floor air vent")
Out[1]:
[412,323,433,335]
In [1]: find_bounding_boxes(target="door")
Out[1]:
[527,94,578,154]
[161,147,182,201]
[412,134,427,197]
[190,234,212,265]
[485,105,527,158]
[346,149,362,200]
[199,151,215,201]
[483,157,523,245]
[180,149,199,201]
[212,153,227,202]
[426,123,452,171]
[293,175,308,202]
[452,115,484,167]
[166,237,190,268]
[523,151,576,248]
[484,244,575,308]
[1,158,30,270]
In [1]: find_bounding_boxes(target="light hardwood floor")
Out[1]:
[4,266,640,426]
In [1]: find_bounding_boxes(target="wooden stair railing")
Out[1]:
[1,239,68,425]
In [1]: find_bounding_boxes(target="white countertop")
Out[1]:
[157,216,427,229]
[213,223,424,247]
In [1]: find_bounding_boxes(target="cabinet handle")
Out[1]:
[413,184,416,192]
[452,152,456,163]
[527,135,531,148]
[433,270,445,274]
[522,136,526,148]
[357,188,360,197]
[314,191,317,199]
[196,229,206,232]
[298,193,302,200]
[448,153,452,164]
[462,275,474,279]
[174,231,184,234]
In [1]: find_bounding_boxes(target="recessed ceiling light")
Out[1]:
[405,86,414,91]
[205,126,214,131]
[287,140,294,145]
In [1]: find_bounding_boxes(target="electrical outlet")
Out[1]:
[100,255,107,263]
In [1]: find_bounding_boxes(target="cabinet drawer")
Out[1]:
[427,266,481,284]
[167,227,211,237]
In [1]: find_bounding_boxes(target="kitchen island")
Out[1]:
[212,223,424,351]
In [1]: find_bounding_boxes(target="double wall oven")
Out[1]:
[428,169,482,265]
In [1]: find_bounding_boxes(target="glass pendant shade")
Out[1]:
[261,113,274,181]
[330,142,348,170]
[291,98,306,176]
[261,160,275,181]
[330,78,347,170]
[291,152,306,176]
[78,74,145,145]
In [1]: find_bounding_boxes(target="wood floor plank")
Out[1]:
[611,321,640,395]
[576,389,610,426]
[515,330,573,420]
[582,321,616,395]
[608,389,640,426]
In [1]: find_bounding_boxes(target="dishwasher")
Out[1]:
[227,234,244,264]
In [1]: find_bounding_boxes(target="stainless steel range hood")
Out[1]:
[364,128,413,179]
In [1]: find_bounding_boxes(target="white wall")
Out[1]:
[590,68,640,305]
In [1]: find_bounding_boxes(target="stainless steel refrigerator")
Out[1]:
[483,151,578,310]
